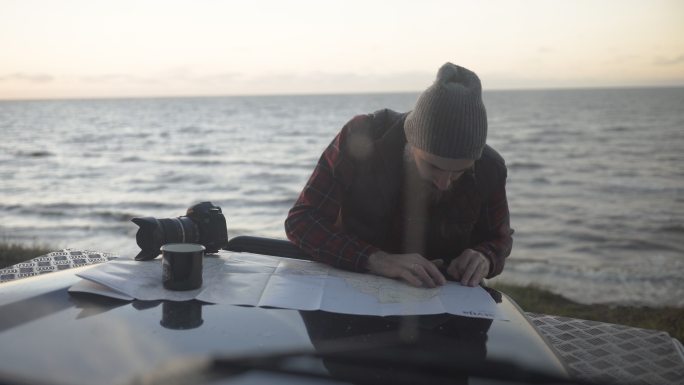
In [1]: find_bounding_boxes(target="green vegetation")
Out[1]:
[0,242,54,269]
[492,282,684,344]
[1,242,682,343]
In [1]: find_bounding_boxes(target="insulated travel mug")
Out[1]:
[161,243,204,290]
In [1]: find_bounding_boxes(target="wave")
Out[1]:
[12,202,83,214]
[225,160,281,167]
[604,125,633,133]
[16,150,54,158]
[595,184,684,195]
[184,148,224,156]
[121,156,143,162]
[126,185,166,193]
[152,157,226,166]
[213,196,295,209]
[507,161,544,170]
[507,259,684,285]
[150,172,216,184]
[531,177,550,184]
[248,197,296,208]
[602,238,682,253]
[93,211,138,222]
[659,224,684,234]
[498,258,684,306]
[243,172,299,184]
[1,202,178,220]
[122,201,179,210]
[513,211,550,220]
[189,160,226,166]
[526,241,561,249]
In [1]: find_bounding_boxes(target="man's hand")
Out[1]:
[366,251,446,288]
[447,249,490,287]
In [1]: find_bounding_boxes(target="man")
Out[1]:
[285,63,512,288]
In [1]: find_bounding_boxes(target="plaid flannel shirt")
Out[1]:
[285,122,512,277]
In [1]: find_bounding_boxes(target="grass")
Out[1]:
[491,282,684,344]
[1,242,682,343]
[0,242,54,269]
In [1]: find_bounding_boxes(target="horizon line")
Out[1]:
[1,83,683,103]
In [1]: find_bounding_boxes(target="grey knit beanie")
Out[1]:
[404,63,487,159]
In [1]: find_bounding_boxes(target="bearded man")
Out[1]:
[285,63,513,288]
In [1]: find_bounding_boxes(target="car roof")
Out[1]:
[0,257,567,385]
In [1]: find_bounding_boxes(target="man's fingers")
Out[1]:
[448,255,469,280]
[424,261,446,285]
[410,264,438,288]
[461,258,479,286]
[369,252,449,288]
[467,263,486,287]
[443,249,490,287]
[447,262,461,281]
[400,270,423,287]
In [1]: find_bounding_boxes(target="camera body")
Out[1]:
[132,202,228,261]
[185,202,228,254]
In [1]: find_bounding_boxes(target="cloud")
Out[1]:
[78,70,243,87]
[654,54,684,66]
[195,72,241,84]
[81,74,159,84]
[0,73,54,83]
[248,71,433,93]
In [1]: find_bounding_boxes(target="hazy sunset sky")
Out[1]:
[1,0,683,100]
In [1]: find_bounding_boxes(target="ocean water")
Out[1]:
[1,88,683,306]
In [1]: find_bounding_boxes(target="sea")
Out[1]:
[1,88,683,307]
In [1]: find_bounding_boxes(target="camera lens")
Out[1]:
[132,216,200,260]
[159,216,199,244]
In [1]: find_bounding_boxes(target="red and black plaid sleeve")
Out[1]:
[285,117,380,272]
[471,182,513,278]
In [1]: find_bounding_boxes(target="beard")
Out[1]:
[402,144,446,203]
[400,145,444,254]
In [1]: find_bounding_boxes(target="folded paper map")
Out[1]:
[71,252,507,320]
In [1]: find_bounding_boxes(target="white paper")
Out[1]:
[76,256,225,301]
[68,279,134,301]
[73,251,507,320]
[258,274,326,310]
[197,272,269,305]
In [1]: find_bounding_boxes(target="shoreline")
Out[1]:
[1,242,681,343]
[491,282,683,344]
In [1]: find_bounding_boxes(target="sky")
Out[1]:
[0,0,683,100]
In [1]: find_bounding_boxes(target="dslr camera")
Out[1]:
[132,201,228,261]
